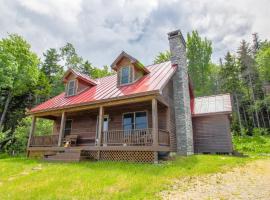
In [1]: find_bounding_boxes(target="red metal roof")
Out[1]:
[30,61,176,113]
[192,94,232,116]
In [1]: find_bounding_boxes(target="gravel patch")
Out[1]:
[161,159,270,200]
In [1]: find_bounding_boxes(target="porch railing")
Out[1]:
[102,129,153,146]
[158,129,170,146]
[30,135,59,147]
[29,129,170,147]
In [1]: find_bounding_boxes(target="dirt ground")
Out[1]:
[161,159,270,200]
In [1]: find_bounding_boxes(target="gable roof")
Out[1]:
[192,94,232,117]
[110,51,150,74]
[63,68,97,86]
[30,61,176,114]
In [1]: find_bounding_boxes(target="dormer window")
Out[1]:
[120,66,131,85]
[67,80,76,96]
[110,51,150,87]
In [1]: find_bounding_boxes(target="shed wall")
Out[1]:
[192,114,233,153]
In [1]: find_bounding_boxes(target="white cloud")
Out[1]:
[0,0,269,67]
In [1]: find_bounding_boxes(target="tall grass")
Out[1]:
[233,135,270,154]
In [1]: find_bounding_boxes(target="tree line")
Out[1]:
[0,34,112,153]
[155,31,270,136]
[1,31,270,154]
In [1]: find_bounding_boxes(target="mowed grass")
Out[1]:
[0,154,252,200]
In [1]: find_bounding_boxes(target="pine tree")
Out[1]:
[219,52,243,132]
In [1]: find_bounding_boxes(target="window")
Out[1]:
[123,112,147,130]
[64,119,72,136]
[120,66,131,85]
[67,80,76,96]
[135,112,147,129]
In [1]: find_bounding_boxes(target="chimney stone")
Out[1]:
[168,29,194,155]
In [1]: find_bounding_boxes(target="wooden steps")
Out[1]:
[44,148,82,162]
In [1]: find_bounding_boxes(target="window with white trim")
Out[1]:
[120,66,131,85]
[67,80,76,96]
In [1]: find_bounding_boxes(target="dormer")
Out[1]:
[62,68,97,97]
[110,51,150,86]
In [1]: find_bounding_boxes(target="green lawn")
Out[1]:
[0,154,251,200]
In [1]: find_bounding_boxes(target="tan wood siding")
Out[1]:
[77,79,89,93]
[193,115,233,153]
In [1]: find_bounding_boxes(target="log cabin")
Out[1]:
[26,30,233,163]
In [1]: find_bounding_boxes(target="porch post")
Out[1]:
[58,111,66,147]
[152,98,158,163]
[97,106,104,160]
[166,107,171,131]
[27,116,36,156]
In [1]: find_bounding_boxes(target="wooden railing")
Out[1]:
[30,135,59,147]
[102,129,153,146]
[29,129,170,147]
[158,129,170,146]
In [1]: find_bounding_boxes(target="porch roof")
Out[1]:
[30,61,176,114]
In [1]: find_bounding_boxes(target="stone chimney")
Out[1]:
[168,30,194,155]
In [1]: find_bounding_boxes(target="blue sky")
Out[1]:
[0,0,269,67]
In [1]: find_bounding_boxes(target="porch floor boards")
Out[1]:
[28,145,170,152]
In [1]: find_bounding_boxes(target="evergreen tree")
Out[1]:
[219,52,243,132]
[238,40,261,127]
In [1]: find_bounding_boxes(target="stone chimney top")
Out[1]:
[168,29,186,47]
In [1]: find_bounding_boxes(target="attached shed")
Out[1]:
[192,94,233,153]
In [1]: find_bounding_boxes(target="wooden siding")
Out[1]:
[192,114,233,153]
[161,79,177,152]
[53,111,98,143]
[77,79,89,93]
[104,102,153,130]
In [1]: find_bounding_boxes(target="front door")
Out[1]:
[103,115,109,131]
[96,115,109,142]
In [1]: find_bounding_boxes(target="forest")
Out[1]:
[0,31,270,154]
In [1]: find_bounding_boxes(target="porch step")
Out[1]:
[44,149,82,162]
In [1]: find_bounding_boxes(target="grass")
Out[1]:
[0,154,252,200]
[233,135,270,154]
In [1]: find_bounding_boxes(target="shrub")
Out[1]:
[252,128,269,136]
[4,117,53,155]
[233,135,270,154]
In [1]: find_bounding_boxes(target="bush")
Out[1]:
[233,135,270,154]
[252,128,269,136]
[4,117,53,155]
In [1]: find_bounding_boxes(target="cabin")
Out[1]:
[26,30,233,163]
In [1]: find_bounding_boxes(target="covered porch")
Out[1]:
[27,96,172,162]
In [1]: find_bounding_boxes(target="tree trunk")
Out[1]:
[0,91,12,132]
[263,92,270,127]
[242,106,248,127]
[260,111,266,128]
[248,73,260,128]
[234,93,243,134]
